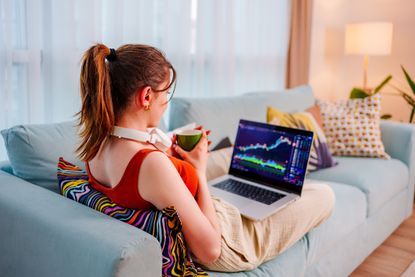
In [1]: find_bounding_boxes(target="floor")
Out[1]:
[350,207,415,276]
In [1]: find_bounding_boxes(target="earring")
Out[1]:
[144,105,151,111]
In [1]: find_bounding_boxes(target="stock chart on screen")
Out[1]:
[230,121,313,187]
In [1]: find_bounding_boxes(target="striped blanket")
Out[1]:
[57,157,208,277]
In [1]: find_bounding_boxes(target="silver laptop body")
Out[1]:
[208,119,314,221]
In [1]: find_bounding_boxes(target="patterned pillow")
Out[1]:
[317,94,390,159]
[57,158,208,277]
[266,106,337,172]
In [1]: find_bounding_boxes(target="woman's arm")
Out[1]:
[173,129,220,238]
[195,170,221,239]
[138,152,221,264]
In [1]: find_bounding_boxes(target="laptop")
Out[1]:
[208,119,314,221]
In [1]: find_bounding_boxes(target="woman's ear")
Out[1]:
[135,86,152,108]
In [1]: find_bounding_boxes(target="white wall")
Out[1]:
[310,0,415,123]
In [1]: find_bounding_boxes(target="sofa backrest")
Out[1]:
[169,85,315,147]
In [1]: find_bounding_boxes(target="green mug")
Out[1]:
[176,129,203,151]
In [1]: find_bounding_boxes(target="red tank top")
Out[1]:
[86,148,199,210]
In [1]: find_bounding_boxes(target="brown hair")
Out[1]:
[76,43,176,162]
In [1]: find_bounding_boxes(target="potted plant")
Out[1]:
[349,75,393,119]
[388,66,415,123]
[349,66,415,123]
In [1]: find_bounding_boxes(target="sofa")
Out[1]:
[1,85,414,277]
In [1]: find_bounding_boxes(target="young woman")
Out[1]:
[78,43,335,272]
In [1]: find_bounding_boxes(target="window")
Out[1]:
[0,0,290,160]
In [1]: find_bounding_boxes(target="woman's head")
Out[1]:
[77,43,176,161]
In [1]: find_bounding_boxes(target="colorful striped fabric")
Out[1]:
[57,157,208,277]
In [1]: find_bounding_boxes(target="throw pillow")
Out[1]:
[211,137,233,151]
[266,106,337,172]
[57,158,208,277]
[1,121,83,192]
[305,105,324,129]
[317,94,390,159]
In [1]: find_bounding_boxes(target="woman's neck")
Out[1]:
[116,114,149,132]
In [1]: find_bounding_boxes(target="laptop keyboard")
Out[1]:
[213,179,285,205]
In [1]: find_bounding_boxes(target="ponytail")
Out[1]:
[77,44,115,162]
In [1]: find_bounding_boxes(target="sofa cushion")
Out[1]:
[169,85,315,148]
[305,181,367,264]
[247,237,309,277]
[308,157,408,216]
[57,158,207,276]
[1,121,83,192]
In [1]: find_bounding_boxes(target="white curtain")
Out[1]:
[0,0,290,160]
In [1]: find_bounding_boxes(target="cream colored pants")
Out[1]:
[200,182,335,272]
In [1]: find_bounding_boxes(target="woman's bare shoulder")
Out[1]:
[138,150,185,203]
[140,150,174,169]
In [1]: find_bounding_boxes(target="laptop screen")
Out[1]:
[228,119,313,195]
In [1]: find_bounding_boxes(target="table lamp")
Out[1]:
[345,22,393,91]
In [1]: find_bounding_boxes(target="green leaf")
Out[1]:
[349,88,370,99]
[401,93,415,106]
[381,114,392,120]
[401,65,415,95]
[373,75,392,93]
[410,107,415,123]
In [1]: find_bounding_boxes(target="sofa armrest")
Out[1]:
[381,120,415,165]
[0,170,162,277]
[380,120,415,217]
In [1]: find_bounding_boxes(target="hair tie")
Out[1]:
[106,48,117,62]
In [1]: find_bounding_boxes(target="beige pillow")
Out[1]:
[206,147,233,181]
[317,94,390,159]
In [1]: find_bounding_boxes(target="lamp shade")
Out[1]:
[345,22,393,55]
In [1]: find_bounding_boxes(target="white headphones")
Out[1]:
[111,126,172,152]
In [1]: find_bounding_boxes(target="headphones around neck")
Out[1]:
[111,126,172,152]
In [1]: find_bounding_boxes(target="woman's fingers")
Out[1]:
[195,126,211,134]
[194,125,210,137]
[174,145,187,158]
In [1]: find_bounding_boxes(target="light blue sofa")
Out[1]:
[1,85,414,277]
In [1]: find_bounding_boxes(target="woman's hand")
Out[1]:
[174,126,211,174]
[166,134,181,158]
